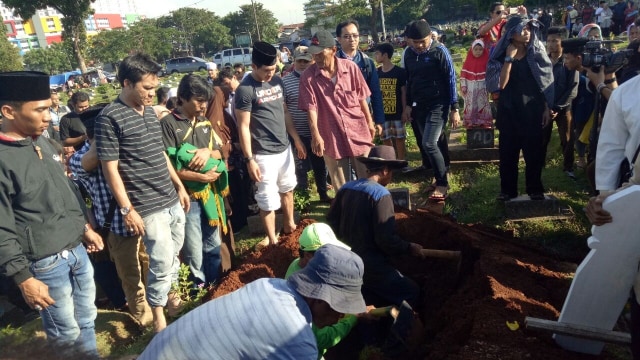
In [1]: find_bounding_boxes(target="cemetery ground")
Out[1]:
[3,122,631,359]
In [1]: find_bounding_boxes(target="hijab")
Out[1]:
[462,39,489,77]
[486,15,555,108]
[578,23,603,39]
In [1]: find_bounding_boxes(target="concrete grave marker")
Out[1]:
[466,128,495,149]
[554,185,640,354]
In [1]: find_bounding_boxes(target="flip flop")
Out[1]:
[429,192,447,201]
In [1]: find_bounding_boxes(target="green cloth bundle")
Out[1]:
[167,142,229,233]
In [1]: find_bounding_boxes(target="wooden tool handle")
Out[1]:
[420,249,461,260]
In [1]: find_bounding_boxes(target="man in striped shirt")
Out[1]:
[282,46,331,202]
[139,244,367,360]
[69,105,153,328]
[95,54,190,333]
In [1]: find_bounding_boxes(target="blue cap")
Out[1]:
[288,244,366,314]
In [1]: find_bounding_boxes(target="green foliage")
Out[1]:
[222,3,280,44]
[170,263,208,316]
[128,19,177,62]
[293,188,312,213]
[88,28,132,65]
[0,40,23,72]
[23,42,74,74]
[157,8,230,55]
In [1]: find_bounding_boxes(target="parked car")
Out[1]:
[165,56,209,74]
[49,70,82,92]
[212,48,252,68]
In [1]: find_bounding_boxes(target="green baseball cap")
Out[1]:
[299,223,350,252]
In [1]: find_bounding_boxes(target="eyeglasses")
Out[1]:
[495,10,505,14]
[342,34,359,40]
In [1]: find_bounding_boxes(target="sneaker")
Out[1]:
[576,157,587,169]
[566,171,576,180]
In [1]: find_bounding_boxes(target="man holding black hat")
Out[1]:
[328,145,424,307]
[139,244,367,360]
[235,41,307,246]
[299,30,375,190]
[0,71,103,357]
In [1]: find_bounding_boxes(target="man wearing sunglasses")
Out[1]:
[477,2,508,48]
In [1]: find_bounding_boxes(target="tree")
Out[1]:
[0,22,23,71]
[23,42,74,74]
[222,3,280,44]
[4,0,93,72]
[88,28,132,66]
[157,8,230,56]
[129,19,177,62]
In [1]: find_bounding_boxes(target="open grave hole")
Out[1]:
[204,210,629,359]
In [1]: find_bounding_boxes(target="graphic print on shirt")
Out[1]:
[379,77,398,115]
[256,85,283,105]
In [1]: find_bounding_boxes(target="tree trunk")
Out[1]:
[70,24,87,73]
[369,0,380,43]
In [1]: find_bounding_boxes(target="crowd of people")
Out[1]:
[2,1,640,358]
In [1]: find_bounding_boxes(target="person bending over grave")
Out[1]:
[284,222,370,359]
[328,145,424,307]
[138,244,367,360]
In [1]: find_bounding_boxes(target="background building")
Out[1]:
[1,0,141,55]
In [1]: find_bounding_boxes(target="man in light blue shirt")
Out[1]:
[139,244,367,360]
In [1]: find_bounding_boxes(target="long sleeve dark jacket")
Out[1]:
[403,40,459,109]
[0,135,84,285]
[327,179,409,260]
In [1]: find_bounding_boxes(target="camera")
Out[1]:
[509,7,518,14]
[582,40,634,74]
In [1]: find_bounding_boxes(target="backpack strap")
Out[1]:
[359,50,373,83]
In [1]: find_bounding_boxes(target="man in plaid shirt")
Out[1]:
[68,105,153,327]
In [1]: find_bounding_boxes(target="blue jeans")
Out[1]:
[183,200,222,285]
[32,243,98,358]
[142,201,185,307]
[419,103,450,187]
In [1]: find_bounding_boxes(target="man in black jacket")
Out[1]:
[0,71,103,357]
[542,27,579,179]
[402,20,461,201]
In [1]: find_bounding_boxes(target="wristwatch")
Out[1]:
[244,156,255,163]
[504,56,514,63]
[120,206,131,216]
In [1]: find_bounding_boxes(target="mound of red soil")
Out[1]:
[204,219,314,301]
[204,210,628,359]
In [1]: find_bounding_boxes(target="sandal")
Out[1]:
[429,186,448,201]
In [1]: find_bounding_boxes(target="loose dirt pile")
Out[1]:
[204,211,629,359]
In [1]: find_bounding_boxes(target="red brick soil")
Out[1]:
[204,211,629,359]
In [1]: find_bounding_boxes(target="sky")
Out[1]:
[135,0,306,24]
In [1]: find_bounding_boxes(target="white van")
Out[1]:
[212,48,252,68]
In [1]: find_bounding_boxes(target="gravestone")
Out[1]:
[466,128,495,149]
[389,188,410,210]
[504,195,562,219]
[554,186,640,354]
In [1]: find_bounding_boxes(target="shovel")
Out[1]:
[369,301,416,355]
[419,248,461,260]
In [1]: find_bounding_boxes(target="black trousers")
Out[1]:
[410,105,450,170]
[293,136,328,197]
[542,108,575,172]
[498,126,545,197]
